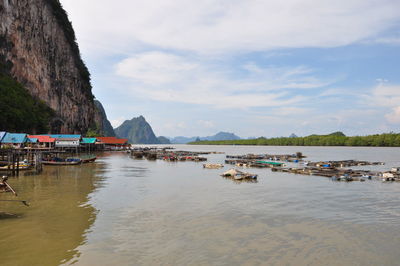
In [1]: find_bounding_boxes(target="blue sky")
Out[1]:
[60,0,400,138]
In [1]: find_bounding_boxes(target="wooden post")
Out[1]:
[16,152,20,177]
[7,151,11,176]
[36,151,42,173]
[11,152,15,176]
[36,152,39,173]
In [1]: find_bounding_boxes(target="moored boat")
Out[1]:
[203,163,224,169]
[41,157,82,165]
[255,161,285,167]
[221,168,258,180]
[81,156,97,163]
[0,161,33,171]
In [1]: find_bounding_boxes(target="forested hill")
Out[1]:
[114,116,161,144]
[189,132,400,147]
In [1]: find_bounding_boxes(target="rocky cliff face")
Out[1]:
[94,100,115,137]
[0,0,106,133]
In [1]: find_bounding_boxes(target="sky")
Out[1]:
[60,0,400,138]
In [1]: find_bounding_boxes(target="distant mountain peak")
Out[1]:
[329,131,346,137]
[135,115,145,121]
[170,131,241,144]
[114,115,161,144]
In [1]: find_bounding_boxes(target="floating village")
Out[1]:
[0,131,129,201]
[128,147,399,183]
[1,130,400,203]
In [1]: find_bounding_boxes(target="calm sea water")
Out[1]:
[1,145,400,266]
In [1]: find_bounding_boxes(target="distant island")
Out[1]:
[114,115,241,144]
[189,131,400,147]
[170,132,240,144]
[114,116,169,144]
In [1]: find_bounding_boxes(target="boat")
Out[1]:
[203,163,224,169]
[362,174,372,180]
[339,175,353,182]
[132,152,144,159]
[0,161,33,171]
[255,161,285,167]
[163,156,178,161]
[221,168,258,180]
[41,157,82,165]
[81,156,97,163]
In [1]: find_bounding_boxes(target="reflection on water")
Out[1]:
[0,159,105,266]
[1,147,400,265]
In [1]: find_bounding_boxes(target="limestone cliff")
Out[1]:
[114,116,161,144]
[0,0,107,133]
[94,100,115,137]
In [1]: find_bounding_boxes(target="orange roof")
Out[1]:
[28,135,55,143]
[96,137,128,144]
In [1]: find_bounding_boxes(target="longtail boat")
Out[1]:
[255,161,285,167]
[41,157,82,165]
[0,162,33,171]
[81,156,97,163]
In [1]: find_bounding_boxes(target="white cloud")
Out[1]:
[360,83,400,125]
[375,78,389,84]
[115,51,328,108]
[385,107,400,124]
[61,0,400,55]
[116,52,197,85]
[369,84,400,107]
[58,0,400,137]
[319,88,357,97]
[374,37,400,45]
[272,107,312,116]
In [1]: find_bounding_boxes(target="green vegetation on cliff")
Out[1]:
[45,0,92,97]
[190,132,400,147]
[0,71,54,133]
[114,116,161,144]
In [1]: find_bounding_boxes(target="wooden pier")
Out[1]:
[0,149,44,176]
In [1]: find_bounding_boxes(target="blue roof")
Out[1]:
[48,134,81,139]
[2,133,29,144]
[0,132,6,143]
[28,138,38,143]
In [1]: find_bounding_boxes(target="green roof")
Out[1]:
[81,137,97,144]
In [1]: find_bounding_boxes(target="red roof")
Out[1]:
[28,135,55,143]
[96,137,128,145]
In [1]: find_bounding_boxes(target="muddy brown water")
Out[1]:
[1,146,400,266]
